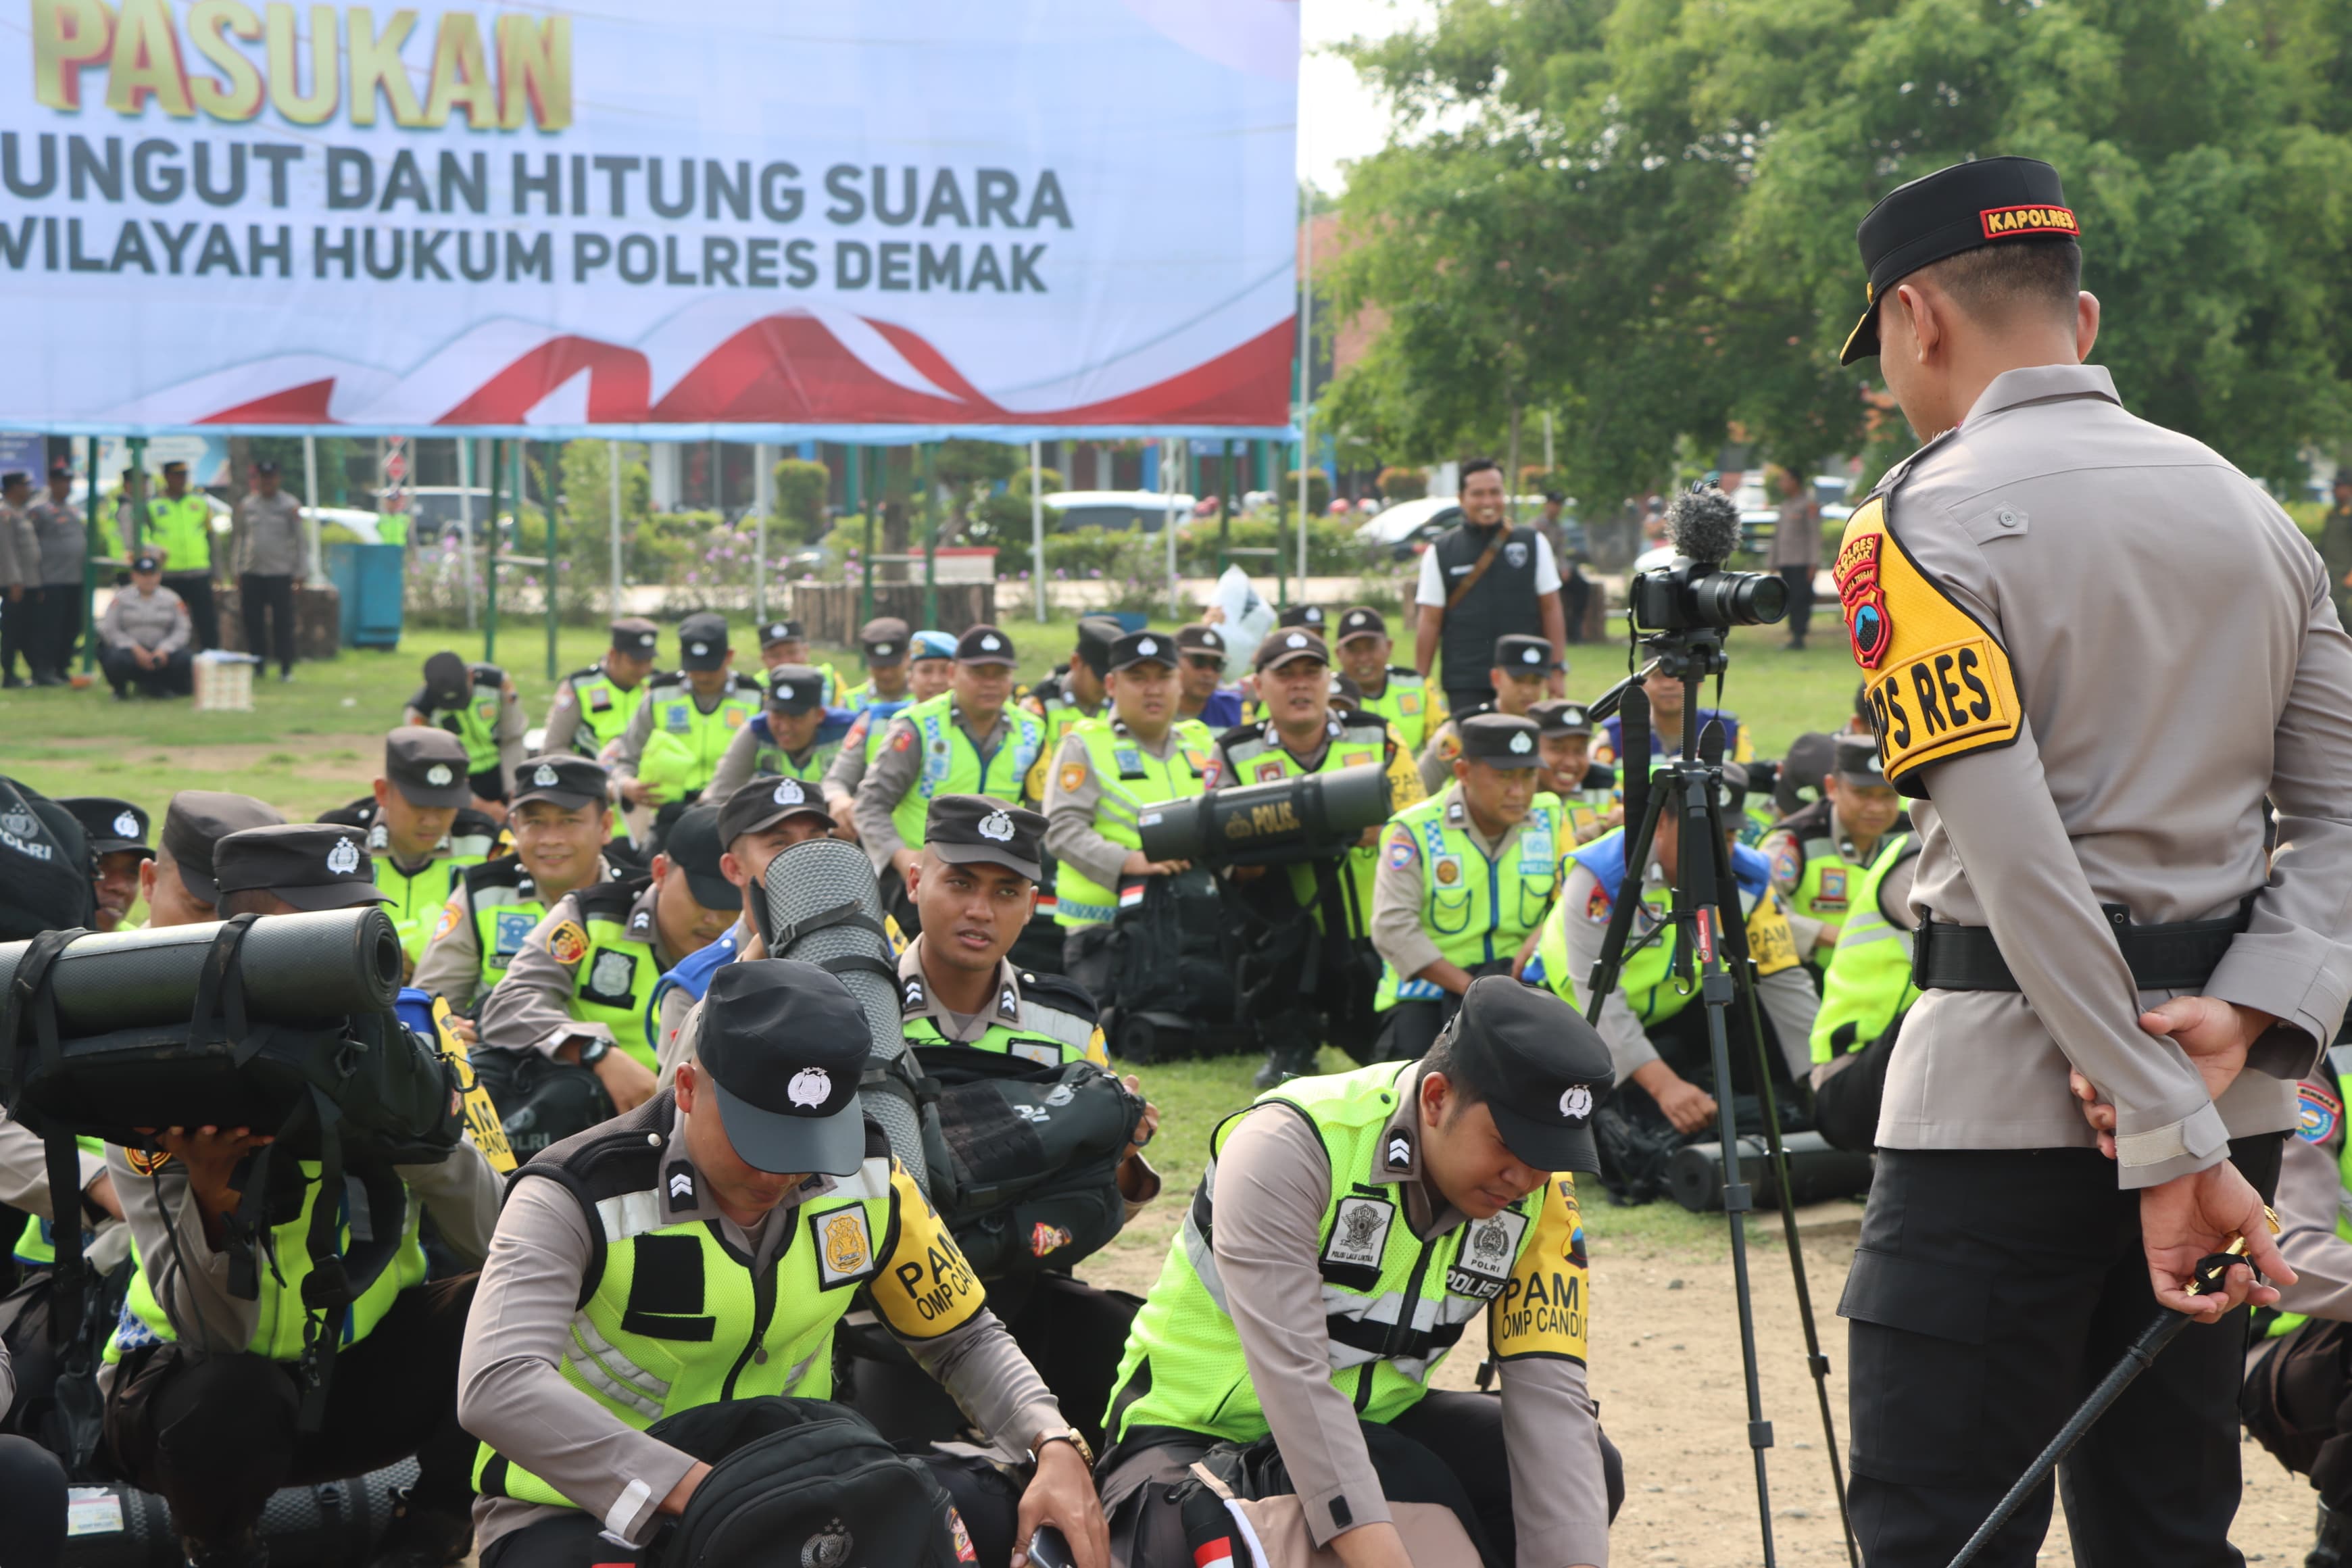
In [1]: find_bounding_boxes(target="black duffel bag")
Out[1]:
[916,1050,1143,1280]
[646,1396,964,1568]
[466,1046,615,1161]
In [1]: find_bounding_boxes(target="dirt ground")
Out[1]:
[1090,1200,2320,1566]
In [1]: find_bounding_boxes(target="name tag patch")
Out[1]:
[1321,1196,1396,1290]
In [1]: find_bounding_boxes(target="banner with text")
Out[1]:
[0,0,1298,439]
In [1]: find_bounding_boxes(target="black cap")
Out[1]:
[1774,732,1839,817]
[59,797,151,857]
[48,460,71,480]
[758,618,804,647]
[956,624,1016,666]
[385,727,472,810]
[1528,700,1592,739]
[129,552,162,573]
[421,650,471,709]
[1107,630,1177,673]
[925,793,1043,882]
[717,774,833,846]
[664,802,735,910]
[0,472,27,491]
[162,790,285,904]
[1074,616,1123,670]
[1276,604,1326,630]
[1495,633,1557,674]
[214,823,390,912]
[160,460,187,474]
[1442,976,1613,1172]
[764,665,825,714]
[1458,713,1542,767]
[1833,733,1889,787]
[860,616,910,665]
[679,613,731,670]
[611,616,659,657]
[512,754,608,812]
[1175,624,1226,658]
[1335,607,1387,643]
[687,960,870,1177]
[253,459,280,476]
[1254,628,1328,673]
[1842,155,2077,364]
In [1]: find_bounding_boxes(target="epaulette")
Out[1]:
[1215,719,1267,752]
[1867,424,1965,505]
[646,670,688,689]
[729,671,766,694]
[1387,664,1419,677]
[462,857,532,892]
[565,664,604,683]
[576,876,652,922]
[451,806,504,842]
[1015,969,1100,1025]
[317,798,375,830]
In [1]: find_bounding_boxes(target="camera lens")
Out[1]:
[1690,570,1790,627]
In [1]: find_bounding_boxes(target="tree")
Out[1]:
[770,458,831,542]
[1329,0,2352,506]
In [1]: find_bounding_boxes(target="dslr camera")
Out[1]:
[1628,486,1789,633]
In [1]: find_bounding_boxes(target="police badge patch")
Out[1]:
[2299,1081,2342,1144]
[584,949,637,1004]
[1385,828,1417,869]
[1323,1196,1395,1283]
[545,921,589,965]
[1504,541,1529,569]
[1447,1208,1528,1300]
[816,1207,875,1289]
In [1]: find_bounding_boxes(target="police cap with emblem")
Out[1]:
[383,727,472,810]
[1840,155,2078,364]
[130,552,162,574]
[610,616,659,658]
[161,790,285,904]
[1458,713,1542,768]
[1528,700,1592,739]
[925,793,1044,883]
[1775,731,1840,816]
[685,958,869,1176]
[58,796,153,859]
[758,618,804,648]
[1074,616,1123,670]
[665,802,737,910]
[1442,975,1613,1173]
[214,823,391,912]
[717,773,832,845]
[1175,623,1226,658]
[420,649,471,710]
[1106,630,1176,673]
[1254,627,1328,673]
[1833,732,1889,789]
[1335,606,1387,645]
[859,616,910,666]
[764,664,825,715]
[252,459,279,476]
[1495,633,1558,674]
[679,612,731,671]
[955,624,1016,666]
[511,753,607,812]
[1276,604,1326,631]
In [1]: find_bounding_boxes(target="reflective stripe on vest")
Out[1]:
[1052,717,1214,927]
[1809,833,1919,1064]
[903,1003,1105,1069]
[1373,788,1563,1009]
[1356,670,1437,754]
[889,695,1048,851]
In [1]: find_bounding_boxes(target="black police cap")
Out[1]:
[664,801,736,911]
[925,793,1043,883]
[1834,732,1888,786]
[0,472,27,491]
[1442,976,1613,1173]
[253,459,280,476]
[1774,731,1839,817]
[1336,606,1387,643]
[1458,713,1542,766]
[759,618,804,647]
[130,553,162,574]
[1075,616,1123,667]
[1528,700,1592,739]
[955,624,1016,666]
[59,796,151,857]
[512,754,608,812]
[420,650,472,709]
[688,959,869,1176]
[1495,633,1557,674]
[214,823,389,912]
[161,790,285,904]
[1276,604,1326,630]
[860,616,910,664]
[1107,630,1177,673]
[1842,155,2078,364]
[716,774,832,847]
[764,664,825,714]
[679,613,731,671]
[384,727,471,810]
[1175,624,1225,658]
[611,616,659,657]
[1254,627,1327,673]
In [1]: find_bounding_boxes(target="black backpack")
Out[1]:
[647,1397,963,1568]
[0,776,95,940]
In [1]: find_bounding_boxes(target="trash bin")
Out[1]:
[324,541,406,649]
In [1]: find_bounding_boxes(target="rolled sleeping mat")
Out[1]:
[1665,1130,1876,1214]
[59,1459,420,1568]
[0,909,401,1037]
[759,837,927,1188]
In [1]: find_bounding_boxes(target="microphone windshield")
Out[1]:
[1667,485,1742,565]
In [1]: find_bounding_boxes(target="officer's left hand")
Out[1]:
[2138,996,2274,1104]
[1012,1438,1107,1568]
[1511,928,1543,980]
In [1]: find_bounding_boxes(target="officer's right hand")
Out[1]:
[1119,850,1189,877]
[620,778,656,807]
[2142,1160,2295,1320]
[658,1461,712,1516]
[591,1048,659,1114]
[1632,1062,1717,1135]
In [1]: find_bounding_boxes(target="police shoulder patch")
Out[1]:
[545,920,589,966]
[2299,1080,2342,1144]
[1057,758,1088,793]
[1385,826,1418,869]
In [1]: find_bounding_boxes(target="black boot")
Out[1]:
[1253,1044,1321,1090]
[2310,1500,2352,1568]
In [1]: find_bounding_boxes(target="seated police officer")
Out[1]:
[414,756,617,1016]
[138,789,285,927]
[1369,714,1568,1062]
[1527,700,1619,846]
[1332,607,1444,756]
[102,823,500,1568]
[823,628,959,842]
[404,651,525,816]
[754,614,840,696]
[319,729,500,973]
[475,801,737,1114]
[456,960,1109,1568]
[610,613,764,812]
[1099,978,1619,1568]
[1042,631,1215,1000]
[1415,633,1557,793]
[1758,732,1909,969]
[1525,769,1817,1162]
[1025,617,1121,764]
[541,618,661,762]
[1173,623,1242,729]
[706,664,851,801]
[1807,829,1921,1152]
[57,795,155,931]
[839,615,914,713]
[1594,661,1751,770]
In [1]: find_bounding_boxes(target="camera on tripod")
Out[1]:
[1627,485,1790,634]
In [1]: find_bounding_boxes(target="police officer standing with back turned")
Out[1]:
[405,651,526,815]
[1828,155,2352,1565]
[540,618,660,762]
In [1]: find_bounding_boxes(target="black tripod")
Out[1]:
[1584,628,1857,1568]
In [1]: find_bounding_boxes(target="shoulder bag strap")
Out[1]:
[1444,529,1507,612]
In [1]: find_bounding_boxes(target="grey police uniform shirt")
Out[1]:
[233,491,306,577]
[0,1113,129,1271]
[1552,850,1819,1086]
[1040,720,1189,898]
[98,584,191,654]
[1369,782,1555,985]
[852,702,1026,873]
[99,1134,499,1389]
[820,711,877,814]
[24,497,87,586]
[410,858,616,1011]
[475,881,675,1056]
[1150,1075,1610,1566]
[457,1105,1064,1554]
[0,500,38,588]
[2265,1083,2352,1329]
[1866,364,2352,1183]
[403,681,529,794]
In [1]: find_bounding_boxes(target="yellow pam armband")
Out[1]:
[1490,1175,1590,1365]
[873,1160,986,1340]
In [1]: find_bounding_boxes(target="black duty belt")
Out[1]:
[1911,899,2253,994]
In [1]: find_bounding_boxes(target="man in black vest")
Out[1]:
[1413,458,1567,717]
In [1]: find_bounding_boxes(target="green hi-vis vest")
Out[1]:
[472,1095,987,1512]
[1215,716,1396,939]
[1771,804,1900,927]
[1106,1062,1587,1446]
[753,725,841,785]
[843,677,906,715]
[106,1156,427,1365]
[1356,668,1440,754]
[438,666,507,775]
[1810,834,1921,1064]
[141,492,214,572]
[451,858,562,987]
[1052,717,1215,927]
[374,818,495,969]
[900,967,1108,1069]
[1372,787,1565,1010]
[549,879,665,1072]
[1529,829,1799,1029]
[376,512,410,546]
[643,676,763,801]
[889,694,1049,851]
[566,666,648,757]
[14,1135,104,1266]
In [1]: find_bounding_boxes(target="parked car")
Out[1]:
[1042,490,1200,533]
[1355,497,1463,559]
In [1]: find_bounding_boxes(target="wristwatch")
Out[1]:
[1030,1426,1095,1469]
[575,1037,611,1068]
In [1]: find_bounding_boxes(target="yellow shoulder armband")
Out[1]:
[1491,1175,1588,1363]
[1745,891,1801,979]
[872,1159,987,1340]
[427,994,515,1172]
[1836,496,2020,793]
